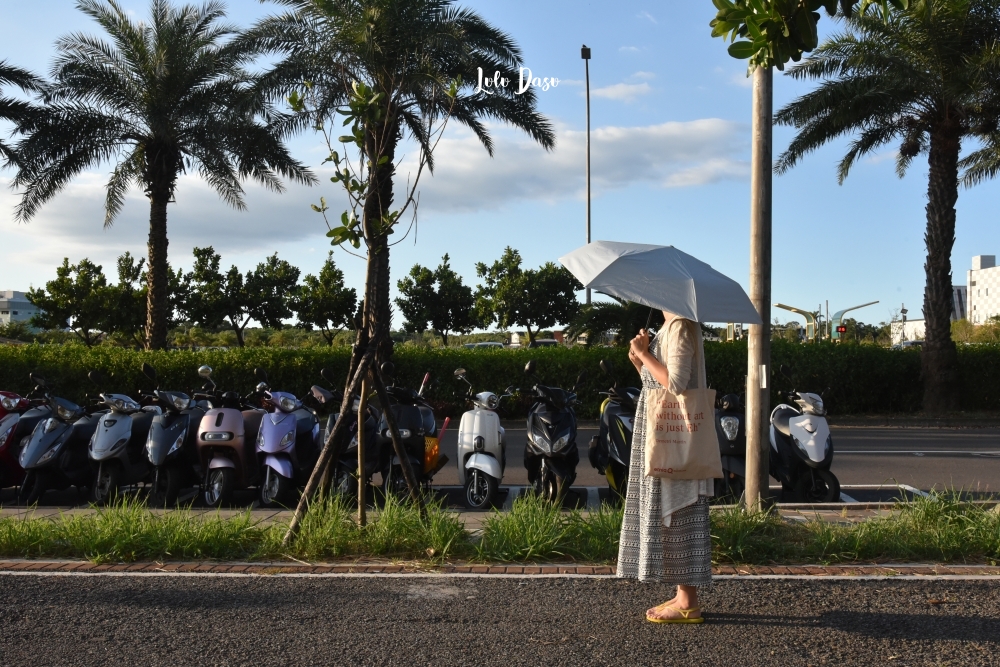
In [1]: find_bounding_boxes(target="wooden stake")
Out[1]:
[744,65,773,513]
[283,348,374,546]
[357,377,368,527]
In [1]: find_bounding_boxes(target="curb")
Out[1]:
[1,560,999,578]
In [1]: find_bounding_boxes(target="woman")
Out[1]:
[617,310,713,624]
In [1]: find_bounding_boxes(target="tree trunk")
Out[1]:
[145,195,170,350]
[921,120,962,413]
[364,121,399,365]
[440,331,448,347]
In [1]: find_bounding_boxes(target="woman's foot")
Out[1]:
[646,604,703,624]
[646,596,678,618]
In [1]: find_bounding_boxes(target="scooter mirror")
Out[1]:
[29,372,46,387]
[575,370,588,389]
[320,368,334,384]
[599,359,613,376]
[505,386,515,395]
[254,367,268,382]
[197,365,213,379]
[141,363,157,383]
[453,368,466,378]
[380,362,395,377]
[87,369,107,385]
[524,360,536,376]
[779,364,793,380]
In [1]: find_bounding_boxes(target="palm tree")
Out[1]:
[241,0,555,360]
[774,0,1000,412]
[0,61,42,167]
[11,0,316,349]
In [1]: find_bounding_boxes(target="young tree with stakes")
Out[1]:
[242,0,555,542]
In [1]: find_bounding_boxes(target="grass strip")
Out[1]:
[0,491,997,565]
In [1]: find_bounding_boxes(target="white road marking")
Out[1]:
[838,492,859,503]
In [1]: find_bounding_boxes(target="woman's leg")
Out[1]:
[647,586,701,620]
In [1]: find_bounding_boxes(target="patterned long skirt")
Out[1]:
[616,374,713,585]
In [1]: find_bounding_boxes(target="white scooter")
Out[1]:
[453,368,509,509]
[769,365,840,502]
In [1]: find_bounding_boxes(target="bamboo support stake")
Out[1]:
[283,348,374,546]
[357,377,368,527]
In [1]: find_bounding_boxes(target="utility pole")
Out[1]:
[582,44,592,305]
[744,66,773,513]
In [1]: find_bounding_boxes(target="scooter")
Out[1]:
[714,392,747,503]
[587,359,639,502]
[453,368,509,510]
[377,364,447,499]
[142,363,209,507]
[769,365,840,502]
[88,371,159,504]
[0,390,49,489]
[17,373,104,505]
[522,360,586,502]
[195,366,265,508]
[252,367,321,507]
[307,368,381,501]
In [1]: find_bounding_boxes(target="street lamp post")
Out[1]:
[582,44,592,305]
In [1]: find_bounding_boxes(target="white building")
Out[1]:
[967,255,1000,323]
[0,291,40,326]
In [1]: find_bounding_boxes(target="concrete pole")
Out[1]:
[582,45,592,305]
[744,66,773,513]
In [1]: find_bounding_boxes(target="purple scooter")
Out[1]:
[252,368,321,507]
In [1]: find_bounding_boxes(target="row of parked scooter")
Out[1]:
[0,357,841,509]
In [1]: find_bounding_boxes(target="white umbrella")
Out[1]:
[559,241,762,324]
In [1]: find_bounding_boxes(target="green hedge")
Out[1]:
[0,340,996,417]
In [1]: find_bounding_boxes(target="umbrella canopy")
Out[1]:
[559,241,762,324]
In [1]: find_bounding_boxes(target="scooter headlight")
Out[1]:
[279,396,298,413]
[202,431,233,441]
[37,443,61,465]
[552,434,570,452]
[168,429,186,456]
[486,394,499,410]
[1,396,18,411]
[720,416,740,441]
[172,395,192,411]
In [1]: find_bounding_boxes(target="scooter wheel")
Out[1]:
[204,468,234,508]
[17,471,50,506]
[91,462,121,506]
[259,466,293,508]
[149,467,183,508]
[463,469,498,510]
[794,469,840,503]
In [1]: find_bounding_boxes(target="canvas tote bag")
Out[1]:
[644,321,723,480]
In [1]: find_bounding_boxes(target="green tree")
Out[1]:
[245,0,555,363]
[184,247,300,347]
[27,258,110,347]
[11,0,315,351]
[774,0,1000,410]
[292,252,357,346]
[396,254,478,346]
[475,247,582,345]
[0,61,41,168]
[566,298,665,347]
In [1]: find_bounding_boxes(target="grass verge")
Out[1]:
[0,491,997,565]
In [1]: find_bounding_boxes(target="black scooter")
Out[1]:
[523,360,585,502]
[143,363,209,507]
[377,364,446,499]
[587,359,639,502]
[307,368,381,501]
[714,392,747,503]
[17,373,104,505]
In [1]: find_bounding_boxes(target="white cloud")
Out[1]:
[619,46,640,53]
[730,72,753,88]
[637,11,658,24]
[393,119,749,215]
[591,82,651,102]
[629,71,656,81]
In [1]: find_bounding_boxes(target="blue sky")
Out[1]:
[2,0,999,329]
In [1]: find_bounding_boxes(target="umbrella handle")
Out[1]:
[644,306,653,332]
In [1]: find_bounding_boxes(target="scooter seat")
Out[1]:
[772,407,797,437]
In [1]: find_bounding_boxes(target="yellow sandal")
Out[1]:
[646,605,704,624]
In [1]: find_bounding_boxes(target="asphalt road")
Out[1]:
[434,425,1000,492]
[0,575,997,666]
